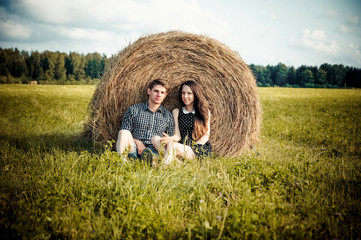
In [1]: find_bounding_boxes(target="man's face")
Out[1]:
[147,84,167,105]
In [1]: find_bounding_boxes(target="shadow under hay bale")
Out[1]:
[84,31,262,158]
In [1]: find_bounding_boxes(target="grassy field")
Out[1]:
[0,85,360,239]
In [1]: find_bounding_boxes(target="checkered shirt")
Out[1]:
[120,102,175,147]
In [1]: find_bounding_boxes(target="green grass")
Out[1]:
[0,85,360,239]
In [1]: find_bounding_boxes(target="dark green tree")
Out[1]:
[54,52,67,82]
[274,63,288,87]
[41,51,56,82]
[298,68,315,87]
[316,68,327,86]
[10,48,27,78]
[287,66,297,86]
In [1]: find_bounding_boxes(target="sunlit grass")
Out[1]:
[0,85,360,239]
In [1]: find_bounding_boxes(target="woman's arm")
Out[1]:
[196,110,211,145]
[161,108,181,144]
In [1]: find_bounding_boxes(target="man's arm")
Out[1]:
[161,108,180,144]
[121,105,147,155]
[133,139,146,155]
[166,110,175,136]
[120,106,134,132]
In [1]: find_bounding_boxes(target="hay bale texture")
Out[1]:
[85,31,261,158]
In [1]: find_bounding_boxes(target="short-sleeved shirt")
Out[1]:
[121,102,174,148]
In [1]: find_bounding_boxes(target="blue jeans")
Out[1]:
[128,146,158,160]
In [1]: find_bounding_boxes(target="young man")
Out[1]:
[116,79,174,164]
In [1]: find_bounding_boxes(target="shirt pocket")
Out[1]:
[156,118,168,132]
[134,116,150,132]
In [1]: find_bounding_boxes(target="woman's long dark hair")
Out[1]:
[179,80,209,141]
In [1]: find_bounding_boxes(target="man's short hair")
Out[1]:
[148,79,168,91]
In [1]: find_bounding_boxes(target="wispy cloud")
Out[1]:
[13,0,229,34]
[347,15,359,25]
[349,43,361,64]
[268,13,278,20]
[338,14,360,35]
[0,0,230,56]
[340,25,351,33]
[0,0,360,67]
[59,28,117,41]
[0,7,31,40]
[0,20,31,40]
[292,29,340,54]
[326,10,339,18]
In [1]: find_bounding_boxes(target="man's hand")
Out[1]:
[134,139,146,155]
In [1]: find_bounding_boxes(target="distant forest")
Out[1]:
[1,48,360,88]
[0,48,107,85]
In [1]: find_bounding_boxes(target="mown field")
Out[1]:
[0,85,360,239]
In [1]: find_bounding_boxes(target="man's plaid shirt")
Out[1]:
[120,102,175,147]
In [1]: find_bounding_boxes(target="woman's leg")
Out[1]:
[163,141,196,165]
[162,141,176,165]
[151,135,162,151]
[172,142,196,160]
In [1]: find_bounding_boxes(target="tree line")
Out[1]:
[0,48,108,84]
[250,63,361,88]
[1,48,360,88]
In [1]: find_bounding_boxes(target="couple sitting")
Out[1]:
[116,79,212,165]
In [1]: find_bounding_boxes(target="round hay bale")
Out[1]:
[84,31,261,158]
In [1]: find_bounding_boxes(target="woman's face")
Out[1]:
[181,85,194,106]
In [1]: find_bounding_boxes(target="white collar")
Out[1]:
[182,107,195,114]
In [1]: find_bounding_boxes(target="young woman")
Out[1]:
[152,80,212,164]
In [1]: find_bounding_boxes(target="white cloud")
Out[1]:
[0,7,31,40]
[15,0,143,25]
[4,0,230,56]
[134,0,229,35]
[59,27,116,41]
[2,0,359,67]
[268,13,278,20]
[347,15,359,25]
[0,20,31,39]
[340,25,351,33]
[350,43,360,50]
[349,43,361,64]
[2,0,231,56]
[292,29,340,54]
[14,0,229,36]
[325,10,359,26]
[16,0,72,24]
[326,10,339,18]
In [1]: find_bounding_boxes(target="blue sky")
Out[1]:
[0,0,360,67]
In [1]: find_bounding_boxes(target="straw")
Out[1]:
[84,31,262,158]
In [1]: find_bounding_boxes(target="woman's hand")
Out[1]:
[160,132,173,144]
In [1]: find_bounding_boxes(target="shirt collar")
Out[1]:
[182,107,195,114]
[145,102,163,113]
